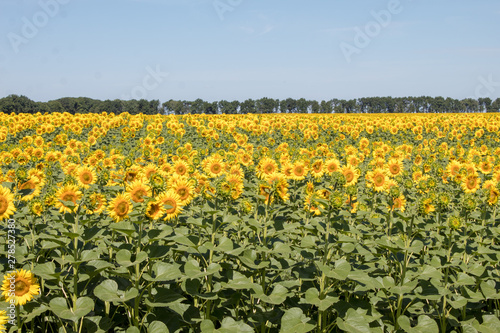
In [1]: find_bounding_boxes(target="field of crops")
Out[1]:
[0,112,499,333]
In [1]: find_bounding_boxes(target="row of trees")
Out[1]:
[1,95,499,115]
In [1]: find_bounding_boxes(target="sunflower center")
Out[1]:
[126,172,137,182]
[81,172,92,183]
[0,197,8,214]
[264,164,274,173]
[373,174,385,186]
[344,171,354,182]
[116,202,129,216]
[466,178,477,189]
[211,164,222,174]
[177,166,186,175]
[62,193,76,203]
[294,166,304,176]
[132,189,147,202]
[177,188,188,199]
[15,279,29,296]
[147,203,160,216]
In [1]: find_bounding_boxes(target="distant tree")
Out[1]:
[296,98,309,113]
[218,100,239,114]
[491,98,500,112]
[310,100,320,113]
[191,99,205,114]
[256,98,278,114]
[203,101,218,114]
[319,100,332,113]
[162,99,183,115]
[240,99,255,114]
[46,100,65,113]
[0,94,39,114]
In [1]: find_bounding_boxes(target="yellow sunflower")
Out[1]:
[1,269,40,306]
[310,159,325,179]
[172,160,189,177]
[204,156,225,178]
[0,310,7,332]
[87,193,107,214]
[171,177,195,206]
[291,161,308,181]
[158,190,183,221]
[0,185,15,221]
[386,158,404,177]
[55,184,82,214]
[325,158,341,174]
[76,166,97,188]
[107,193,131,222]
[461,174,481,194]
[390,195,406,212]
[226,174,244,200]
[341,165,360,186]
[145,200,165,220]
[267,172,290,202]
[257,157,279,180]
[127,180,151,203]
[368,168,389,192]
[18,176,42,201]
[488,187,499,206]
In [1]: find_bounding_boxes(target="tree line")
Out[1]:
[1,94,499,115]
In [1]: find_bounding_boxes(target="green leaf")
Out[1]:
[280,307,316,333]
[49,297,94,322]
[93,279,136,302]
[110,221,136,236]
[200,320,216,332]
[399,315,439,333]
[22,303,49,322]
[254,284,290,305]
[115,249,148,267]
[144,262,183,282]
[238,249,269,269]
[33,262,59,280]
[224,271,259,290]
[302,287,338,311]
[472,315,500,333]
[145,287,185,307]
[455,272,476,286]
[215,236,234,252]
[217,317,254,333]
[148,321,168,333]
[336,308,372,333]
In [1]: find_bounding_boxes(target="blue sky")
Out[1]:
[0,0,499,103]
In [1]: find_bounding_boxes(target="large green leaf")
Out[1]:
[280,308,316,333]
[397,315,439,333]
[94,279,138,303]
[115,249,148,267]
[49,297,94,322]
[336,308,372,333]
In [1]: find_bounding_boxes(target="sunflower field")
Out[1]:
[0,112,500,333]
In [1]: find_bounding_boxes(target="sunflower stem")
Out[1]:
[16,305,22,333]
[133,221,143,327]
[73,213,80,332]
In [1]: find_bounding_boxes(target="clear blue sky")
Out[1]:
[0,0,499,103]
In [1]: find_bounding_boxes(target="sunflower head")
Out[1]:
[108,193,131,222]
[447,215,461,230]
[145,200,165,220]
[55,184,82,214]
[1,269,40,306]
[462,195,477,212]
[0,185,15,221]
